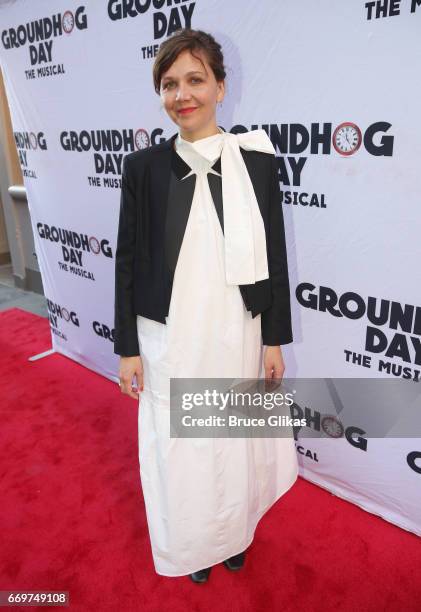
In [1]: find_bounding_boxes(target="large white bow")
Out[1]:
[176,128,276,285]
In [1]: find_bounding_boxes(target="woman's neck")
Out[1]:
[179,125,221,143]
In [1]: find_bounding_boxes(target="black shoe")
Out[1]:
[223,551,246,571]
[189,567,212,583]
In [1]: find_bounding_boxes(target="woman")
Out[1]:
[114,28,298,583]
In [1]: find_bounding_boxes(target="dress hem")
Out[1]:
[151,466,299,577]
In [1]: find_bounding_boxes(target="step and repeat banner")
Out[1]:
[1,1,420,535]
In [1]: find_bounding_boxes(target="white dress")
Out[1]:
[136,130,298,577]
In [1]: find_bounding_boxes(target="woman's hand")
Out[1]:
[119,356,144,400]
[263,346,285,381]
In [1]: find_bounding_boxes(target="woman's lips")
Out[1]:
[178,107,197,115]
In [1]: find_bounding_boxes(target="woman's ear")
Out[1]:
[217,80,225,104]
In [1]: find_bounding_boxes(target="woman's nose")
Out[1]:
[175,84,192,101]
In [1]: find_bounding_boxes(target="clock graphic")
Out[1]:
[62,11,75,34]
[61,308,70,322]
[332,122,362,156]
[89,236,100,255]
[135,129,150,150]
[321,415,344,438]
[30,132,38,150]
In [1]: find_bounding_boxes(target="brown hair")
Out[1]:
[152,28,226,95]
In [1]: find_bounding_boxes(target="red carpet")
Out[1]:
[1,306,420,611]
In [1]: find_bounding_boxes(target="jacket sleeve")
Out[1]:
[114,154,140,357]
[261,153,293,346]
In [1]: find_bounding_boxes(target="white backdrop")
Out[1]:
[1,0,420,536]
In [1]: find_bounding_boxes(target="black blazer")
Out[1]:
[114,130,293,357]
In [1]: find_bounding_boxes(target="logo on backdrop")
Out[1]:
[37,222,113,280]
[92,321,115,344]
[234,121,394,210]
[295,443,319,462]
[407,451,421,475]
[293,398,368,463]
[46,298,79,341]
[136,122,394,208]
[60,128,151,188]
[1,7,88,80]
[107,0,195,46]
[47,302,115,346]
[292,389,421,476]
[13,131,47,178]
[365,1,421,20]
[296,282,421,382]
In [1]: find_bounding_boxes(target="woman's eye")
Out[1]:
[163,78,202,90]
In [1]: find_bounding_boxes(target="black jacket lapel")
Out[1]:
[148,133,177,259]
[207,156,223,233]
[156,132,224,272]
[165,170,196,272]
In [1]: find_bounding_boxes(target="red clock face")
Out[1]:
[321,415,344,438]
[332,122,362,156]
[30,132,38,150]
[135,129,150,150]
[62,11,75,34]
[89,236,100,255]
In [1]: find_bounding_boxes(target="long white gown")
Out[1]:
[136,130,298,577]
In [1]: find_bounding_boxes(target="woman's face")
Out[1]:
[160,48,225,140]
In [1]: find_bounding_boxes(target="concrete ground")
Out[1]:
[0,264,47,318]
